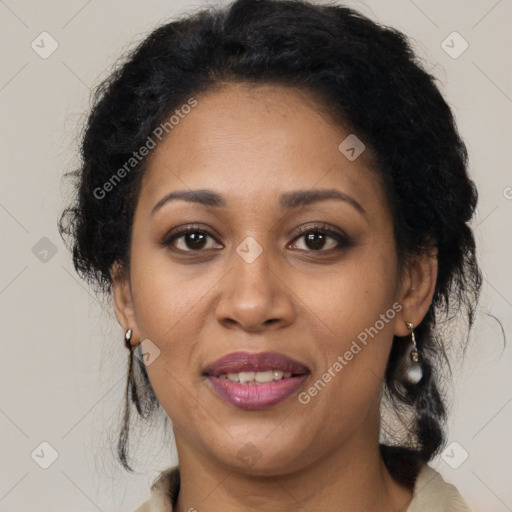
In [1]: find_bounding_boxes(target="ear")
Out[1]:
[111,261,139,347]
[394,246,438,337]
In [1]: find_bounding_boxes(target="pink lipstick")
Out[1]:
[203,351,309,410]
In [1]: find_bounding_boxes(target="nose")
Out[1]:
[214,243,296,333]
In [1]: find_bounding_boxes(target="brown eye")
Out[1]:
[289,224,352,252]
[161,227,222,252]
[300,232,336,251]
[179,231,208,250]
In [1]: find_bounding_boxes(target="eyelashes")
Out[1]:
[160,222,353,255]
[290,223,352,252]
[161,226,221,252]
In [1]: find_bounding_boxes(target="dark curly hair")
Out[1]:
[58,0,481,485]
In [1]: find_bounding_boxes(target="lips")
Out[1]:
[203,351,309,377]
[203,351,310,410]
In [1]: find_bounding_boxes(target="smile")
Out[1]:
[203,351,310,410]
[217,370,292,383]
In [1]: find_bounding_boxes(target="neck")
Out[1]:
[173,432,413,512]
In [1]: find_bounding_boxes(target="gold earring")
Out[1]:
[406,322,419,363]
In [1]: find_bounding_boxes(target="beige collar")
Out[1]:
[134,463,471,511]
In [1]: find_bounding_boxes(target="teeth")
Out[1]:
[239,371,255,384]
[274,370,285,380]
[256,370,275,383]
[219,370,293,384]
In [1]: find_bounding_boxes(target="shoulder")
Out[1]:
[407,464,472,511]
[133,466,180,512]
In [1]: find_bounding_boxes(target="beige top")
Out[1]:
[134,464,472,511]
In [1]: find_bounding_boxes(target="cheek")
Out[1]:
[128,246,211,396]
[302,244,398,340]
[129,239,213,337]
[295,244,398,398]
[129,267,206,426]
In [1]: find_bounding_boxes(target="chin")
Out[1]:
[211,433,314,477]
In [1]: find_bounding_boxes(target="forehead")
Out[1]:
[139,83,386,214]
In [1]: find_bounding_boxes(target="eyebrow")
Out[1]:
[151,188,365,216]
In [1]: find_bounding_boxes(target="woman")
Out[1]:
[58,0,481,510]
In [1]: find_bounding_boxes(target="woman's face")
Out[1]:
[115,83,410,475]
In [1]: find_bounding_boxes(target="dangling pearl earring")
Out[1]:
[404,321,423,384]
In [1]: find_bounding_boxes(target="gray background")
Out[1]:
[0,0,511,510]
